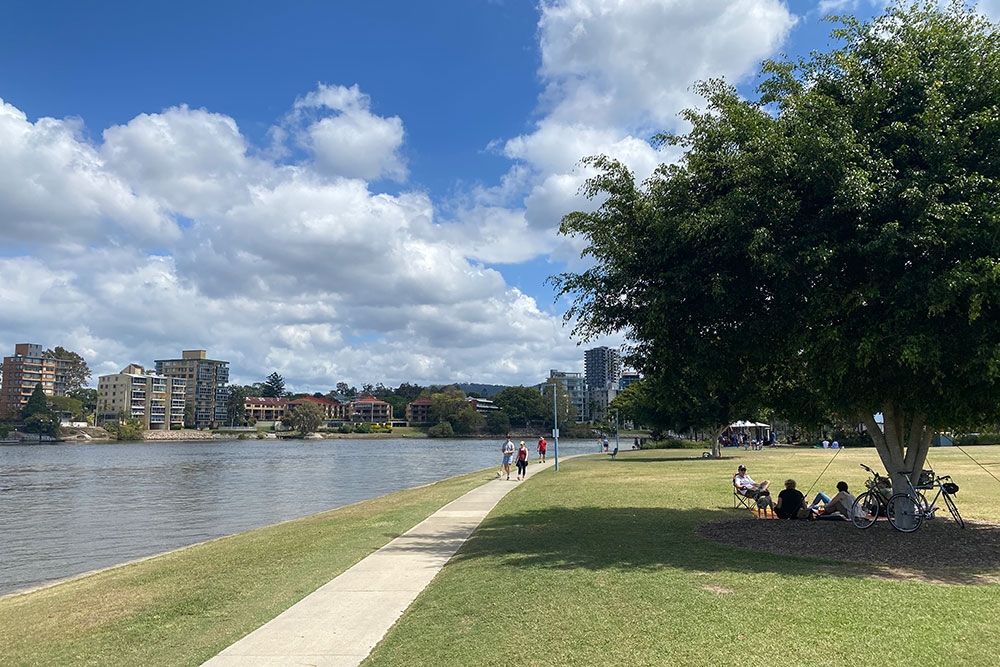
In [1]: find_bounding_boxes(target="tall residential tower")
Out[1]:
[154,350,230,428]
[584,346,622,421]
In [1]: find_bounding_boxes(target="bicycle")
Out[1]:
[886,470,964,532]
[850,463,894,529]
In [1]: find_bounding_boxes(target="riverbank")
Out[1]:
[4,447,998,666]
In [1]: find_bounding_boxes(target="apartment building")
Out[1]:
[350,395,393,423]
[467,397,500,416]
[584,346,622,421]
[245,396,288,423]
[548,369,588,423]
[287,395,349,421]
[0,343,58,419]
[405,397,433,423]
[154,350,230,428]
[97,364,186,430]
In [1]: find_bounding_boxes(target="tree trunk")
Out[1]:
[710,424,725,458]
[861,403,933,530]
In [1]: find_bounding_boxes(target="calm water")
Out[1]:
[0,437,597,596]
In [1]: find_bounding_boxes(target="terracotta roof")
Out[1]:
[245,397,288,406]
[289,396,339,407]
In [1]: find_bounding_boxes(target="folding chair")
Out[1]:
[733,476,774,517]
[733,477,756,510]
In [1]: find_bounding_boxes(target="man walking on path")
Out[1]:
[537,436,547,463]
[501,437,515,480]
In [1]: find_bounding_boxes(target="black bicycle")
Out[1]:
[886,470,964,533]
[850,463,894,529]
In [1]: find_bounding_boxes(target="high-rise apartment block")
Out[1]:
[584,346,622,421]
[154,350,230,428]
[0,343,71,419]
[97,365,187,430]
[548,369,588,423]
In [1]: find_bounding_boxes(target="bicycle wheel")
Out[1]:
[942,491,965,528]
[851,491,880,529]
[887,493,924,532]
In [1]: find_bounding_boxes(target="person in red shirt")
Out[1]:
[537,436,547,463]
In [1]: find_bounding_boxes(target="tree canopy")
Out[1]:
[288,401,324,434]
[45,346,91,392]
[262,372,286,398]
[493,386,547,428]
[555,1,1000,479]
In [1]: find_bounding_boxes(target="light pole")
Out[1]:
[541,383,560,471]
[612,408,619,453]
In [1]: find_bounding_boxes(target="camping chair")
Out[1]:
[733,477,757,511]
[609,446,618,460]
[733,477,774,517]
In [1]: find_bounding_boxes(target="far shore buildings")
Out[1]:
[585,346,622,421]
[405,397,433,423]
[243,394,391,424]
[97,364,186,430]
[0,343,73,419]
[154,350,230,429]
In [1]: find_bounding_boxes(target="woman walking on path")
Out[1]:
[516,441,529,480]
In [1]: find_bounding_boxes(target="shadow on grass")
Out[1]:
[453,505,1000,585]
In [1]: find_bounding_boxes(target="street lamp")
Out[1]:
[612,408,619,453]
[541,383,560,471]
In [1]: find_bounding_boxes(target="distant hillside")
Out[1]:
[454,382,507,398]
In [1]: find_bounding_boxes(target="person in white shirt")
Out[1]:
[734,465,770,494]
[734,465,774,513]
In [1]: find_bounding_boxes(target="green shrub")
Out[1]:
[338,423,353,433]
[642,438,706,450]
[954,433,1000,445]
[427,421,454,438]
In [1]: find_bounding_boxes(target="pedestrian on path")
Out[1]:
[537,436,547,463]
[501,437,515,480]
[516,441,529,480]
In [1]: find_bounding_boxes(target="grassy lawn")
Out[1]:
[364,446,1000,667]
[0,470,489,667]
[3,445,998,666]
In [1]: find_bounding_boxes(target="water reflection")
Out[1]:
[0,438,596,596]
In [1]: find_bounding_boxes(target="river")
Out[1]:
[0,437,601,596]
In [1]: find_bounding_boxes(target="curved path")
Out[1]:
[202,457,562,666]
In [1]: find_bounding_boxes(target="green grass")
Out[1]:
[364,446,1000,667]
[0,470,489,667]
[4,446,999,666]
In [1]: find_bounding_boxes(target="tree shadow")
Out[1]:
[452,505,1000,585]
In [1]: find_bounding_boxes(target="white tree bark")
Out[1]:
[710,424,725,458]
[861,402,933,529]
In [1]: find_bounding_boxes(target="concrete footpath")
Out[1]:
[202,456,556,667]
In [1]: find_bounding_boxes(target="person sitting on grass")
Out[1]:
[775,478,808,520]
[809,481,856,520]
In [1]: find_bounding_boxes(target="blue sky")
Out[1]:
[1,1,997,393]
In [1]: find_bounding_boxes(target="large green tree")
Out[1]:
[262,372,286,398]
[493,385,547,428]
[21,383,60,436]
[289,402,324,434]
[226,385,248,426]
[556,2,1000,486]
[45,346,91,392]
